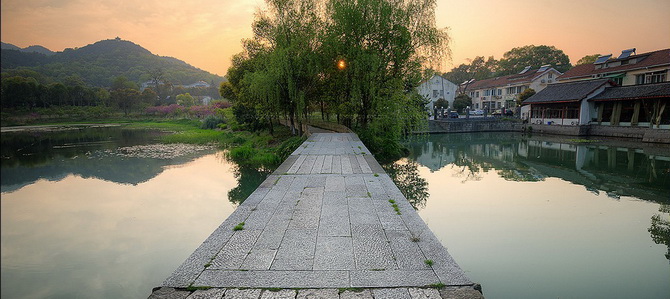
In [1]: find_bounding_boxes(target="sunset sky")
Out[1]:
[2,0,669,76]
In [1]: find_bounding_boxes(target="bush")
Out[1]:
[275,136,306,160]
[201,115,225,129]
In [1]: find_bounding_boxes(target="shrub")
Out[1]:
[201,115,225,129]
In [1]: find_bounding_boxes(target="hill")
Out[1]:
[1,38,225,87]
[2,42,55,55]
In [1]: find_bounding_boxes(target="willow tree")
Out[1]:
[234,0,323,136]
[322,0,449,160]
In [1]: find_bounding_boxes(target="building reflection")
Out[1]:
[407,132,669,205]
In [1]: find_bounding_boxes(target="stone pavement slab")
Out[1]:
[155,133,479,298]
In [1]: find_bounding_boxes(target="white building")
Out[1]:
[466,65,562,114]
[417,74,458,112]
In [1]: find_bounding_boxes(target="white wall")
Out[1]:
[418,75,458,111]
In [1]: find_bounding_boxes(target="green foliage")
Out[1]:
[434,98,448,109]
[219,81,237,102]
[201,115,226,129]
[517,88,536,105]
[232,103,262,131]
[274,136,307,160]
[176,93,195,107]
[233,222,245,231]
[453,94,472,113]
[424,259,434,266]
[497,45,571,75]
[1,38,224,87]
[383,160,428,209]
[648,205,670,261]
[225,0,447,157]
[576,54,601,65]
[443,56,497,83]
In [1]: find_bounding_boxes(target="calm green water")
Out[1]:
[396,132,670,299]
[2,128,669,298]
[0,127,268,298]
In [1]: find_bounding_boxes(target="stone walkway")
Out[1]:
[151,133,482,298]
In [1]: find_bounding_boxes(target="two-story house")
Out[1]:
[417,74,458,113]
[466,65,562,114]
[524,48,669,129]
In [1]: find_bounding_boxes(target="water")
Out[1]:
[0,127,266,298]
[396,132,670,299]
[3,128,669,298]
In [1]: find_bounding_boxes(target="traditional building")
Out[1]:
[417,74,458,112]
[557,48,669,86]
[523,79,614,126]
[466,65,562,114]
[522,48,670,130]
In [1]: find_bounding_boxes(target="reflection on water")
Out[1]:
[649,204,670,261]
[0,128,219,193]
[0,127,268,298]
[404,133,669,204]
[394,132,670,299]
[382,160,429,209]
[228,165,273,206]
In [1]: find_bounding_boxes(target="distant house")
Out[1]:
[140,80,164,91]
[523,79,615,126]
[524,48,670,129]
[557,48,669,86]
[466,65,562,114]
[417,74,457,112]
[184,81,211,89]
[140,80,211,91]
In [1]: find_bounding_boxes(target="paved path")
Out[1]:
[152,133,481,298]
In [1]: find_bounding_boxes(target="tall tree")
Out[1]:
[443,56,497,84]
[576,54,601,65]
[497,45,571,75]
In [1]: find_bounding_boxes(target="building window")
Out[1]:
[433,90,439,97]
[470,92,475,97]
[613,77,623,86]
[507,87,515,94]
[475,91,480,97]
[497,89,502,96]
[475,103,479,109]
[484,90,490,96]
[440,90,444,97]
[636,71,667,85]
[517,86,523,93]
[548,73,553,79]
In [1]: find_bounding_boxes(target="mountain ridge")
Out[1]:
[1,38,224,87]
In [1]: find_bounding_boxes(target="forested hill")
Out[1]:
[1,38,224,87]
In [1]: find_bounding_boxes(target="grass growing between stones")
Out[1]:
[424,259,434,267]
[233,222,245,231]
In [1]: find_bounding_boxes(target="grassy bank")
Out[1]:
[124,119,305,170]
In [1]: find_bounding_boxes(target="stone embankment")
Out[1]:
[426,119,670,143]
[149,133,483,299]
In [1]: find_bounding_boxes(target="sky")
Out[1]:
[2,0,669,76]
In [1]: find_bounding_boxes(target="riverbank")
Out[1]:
[424,119,670,143]
[1,119,306,170]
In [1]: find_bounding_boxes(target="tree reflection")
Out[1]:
[383,159,429,210]
[226,164,273,206]
[649,204,670,262]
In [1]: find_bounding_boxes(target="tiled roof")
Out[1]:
[523,79,612,104]
[467,68,559,90]
[558,48,670,81]
[590,82,670,101]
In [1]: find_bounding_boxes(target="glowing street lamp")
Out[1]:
[337,59,346,70]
